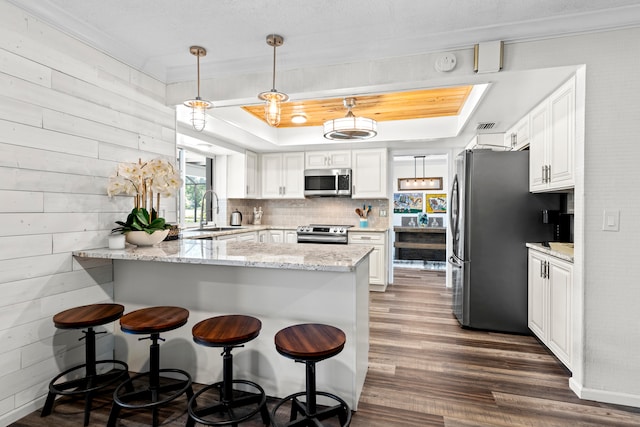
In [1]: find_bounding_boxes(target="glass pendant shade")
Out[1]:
[259,90,289,127]
[184,97,212,132]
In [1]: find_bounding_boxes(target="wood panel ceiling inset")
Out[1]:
[241,85,473,128]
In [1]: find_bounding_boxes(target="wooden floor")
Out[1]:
[12,268,640,426]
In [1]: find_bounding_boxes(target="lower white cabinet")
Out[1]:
[284,230,297,243]
[348,231,388,291]
[528,248,573,369]
[218,231,258,242]
[258,229,297,243]
[258,230,283,243]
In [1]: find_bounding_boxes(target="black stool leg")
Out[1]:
[306,361,317,416]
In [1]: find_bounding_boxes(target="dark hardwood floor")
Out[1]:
[13,268,640,426]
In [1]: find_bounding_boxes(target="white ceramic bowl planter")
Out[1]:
[125,230,169,246]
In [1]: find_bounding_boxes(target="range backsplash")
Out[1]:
[228,198,389,228]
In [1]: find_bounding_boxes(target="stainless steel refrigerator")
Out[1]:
[449,149,559,334]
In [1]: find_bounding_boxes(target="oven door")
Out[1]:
[297,233,348,244]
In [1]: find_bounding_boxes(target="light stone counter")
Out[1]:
[73,238,371,409]
[526,242,574,263]
[74,239,372,272]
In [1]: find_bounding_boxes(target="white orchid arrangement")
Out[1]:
[107,158,183,233]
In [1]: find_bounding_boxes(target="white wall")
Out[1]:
[0,2,177,423]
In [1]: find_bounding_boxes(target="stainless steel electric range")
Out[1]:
[296,224,353,244]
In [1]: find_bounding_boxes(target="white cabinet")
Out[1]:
[261,152,304,198]
[528,249,573,369]
[258,229,297,243]
[305,150,351,169]
[236,231,258,242]
[352,148,388,199]
[227,150,259,198]
[216,231,257,242]
[530,77,575,192]
[348,231,388,291]
[258,229,283,243]
[504,114,530,151]
[284,230,297,243]
[465,133,505,150]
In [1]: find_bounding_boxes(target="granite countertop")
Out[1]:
[73,239,373,272]
[350,226,389,232]
[526,242,574,263]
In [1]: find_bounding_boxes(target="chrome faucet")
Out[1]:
[200,189,219,229]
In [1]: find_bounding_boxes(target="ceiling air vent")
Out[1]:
[476,122,496,130]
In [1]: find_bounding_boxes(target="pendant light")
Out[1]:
[258,34,289,127]
[323,97,377,140]
[397,156,443,190]
[183,46,212,132]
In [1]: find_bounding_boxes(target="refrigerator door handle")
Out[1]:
[448,254,464,268]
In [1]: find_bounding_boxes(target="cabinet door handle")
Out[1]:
[360,236,371,240]
[511,133,517,147]
[540,261,545,278]
[546,261,550,279]
[541,166,546,183]
[282,186,285,195]
[547,165,551,183]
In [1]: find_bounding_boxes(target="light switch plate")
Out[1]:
[602,209,620,231]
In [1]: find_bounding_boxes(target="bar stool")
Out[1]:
[187,314,270,427]
[107,306,194,427]
[41,303,129,426]
[271,323,351,427]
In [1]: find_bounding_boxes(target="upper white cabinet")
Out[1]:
[305,150,351,169]
[465,133,505,150]
[261,152,305,198]
[530,76,576,192]
[528,248,573,369]
[504,114,530,151]
[227,150,259,198]
[352,148,388,199]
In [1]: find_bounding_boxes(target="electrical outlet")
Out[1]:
[379,208,387,217]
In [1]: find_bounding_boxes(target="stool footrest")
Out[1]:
[112,368,193,410]
[271,391,351,427]
[45,360,129,396]
[187,379,269,427]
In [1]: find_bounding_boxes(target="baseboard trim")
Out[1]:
[1,395,47,426]
[570,378,640,408]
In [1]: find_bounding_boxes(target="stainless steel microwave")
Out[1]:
[304,168,352,197]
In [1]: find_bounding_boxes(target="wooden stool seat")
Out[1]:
[119,306,189,334]
[271,323,351,427]
[53,303,125,329]
[41,303,129,426]
[187,315,269,427]
[192,314,261,347]
[107,306,193,427]
[275,323,346,361]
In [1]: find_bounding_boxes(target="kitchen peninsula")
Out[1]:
[73,239,371,409]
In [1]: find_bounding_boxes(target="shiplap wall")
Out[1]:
[0,2,177,423]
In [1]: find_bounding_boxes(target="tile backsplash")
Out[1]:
[228,198,389,228]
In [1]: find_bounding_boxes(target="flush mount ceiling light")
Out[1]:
[323,97,377,140]
[397,156,443,191]
[257,34,289,127]
[291,113,307,124]
[183,46,212,132]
